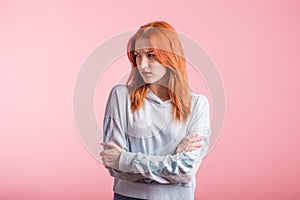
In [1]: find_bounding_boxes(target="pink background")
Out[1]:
[1,0,299,199]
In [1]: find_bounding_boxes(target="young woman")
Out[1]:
[100,21,211,200]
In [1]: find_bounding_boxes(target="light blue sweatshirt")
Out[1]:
[103,85,211,200]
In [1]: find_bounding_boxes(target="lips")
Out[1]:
[142,72,153,77]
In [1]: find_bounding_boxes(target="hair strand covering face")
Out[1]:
[126,21,191,123]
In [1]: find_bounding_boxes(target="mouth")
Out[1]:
[142,72,153,77]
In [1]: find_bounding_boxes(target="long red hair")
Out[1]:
[126,21,191,122]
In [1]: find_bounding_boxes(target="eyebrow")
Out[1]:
[134,49,154,54]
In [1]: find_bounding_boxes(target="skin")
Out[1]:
[100,38,203,169]
[134,38,170,101]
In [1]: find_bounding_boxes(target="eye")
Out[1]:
[134,53,140,58]
[147,53,155,58]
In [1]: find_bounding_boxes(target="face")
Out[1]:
[134,38,168,84]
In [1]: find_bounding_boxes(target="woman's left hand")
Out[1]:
[100,142,123,169]
[176,134,203,154]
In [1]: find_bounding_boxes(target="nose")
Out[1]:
[139,55,149,70]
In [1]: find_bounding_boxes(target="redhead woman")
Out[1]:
[100,21,211,200]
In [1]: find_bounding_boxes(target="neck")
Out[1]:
[149,84,170,101]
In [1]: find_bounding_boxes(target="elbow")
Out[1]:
[165,172,194,184]
[108,168,117,177]
[163,165,196,184]
[177,173,194,184]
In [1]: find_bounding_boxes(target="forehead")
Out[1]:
[134,38,155,53]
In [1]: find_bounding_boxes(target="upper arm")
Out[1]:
[103,85,129,150]
[186,95,211,160]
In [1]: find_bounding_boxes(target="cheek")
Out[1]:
[161,66,167,75]
[152,63,167,74]
[136,65,142,73]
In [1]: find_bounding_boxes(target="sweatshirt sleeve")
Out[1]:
[103,116,148,182]
[116,95,211,184]
[103,86,149,182]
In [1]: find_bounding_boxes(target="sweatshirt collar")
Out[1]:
[146,88,171,105]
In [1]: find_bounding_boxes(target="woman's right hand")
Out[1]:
[176,134,203,154]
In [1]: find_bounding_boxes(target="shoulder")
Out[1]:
[105,85,129,115]
[106,84,129,105]
[189,92,210,117]
[109,84,129,98]
[190,93,209,108]
[110,84,128,93]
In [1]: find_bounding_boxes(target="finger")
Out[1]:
[107,142,121,149]
[193,136,204,143]
[100,142,119,149]
[100,149,113,156]
[185,137,201,144]
[186,147,199,152]
[189,134,204,140]
[191,142,202,147]
[105,161,112,167]
[193,134,202,139]
[189,134,199,139]
[191,147,199,151]
[186,134,200,142]
[196,144,202,148]
[192,138,202,142]
[99,150,105,156]
[185,144,202,152]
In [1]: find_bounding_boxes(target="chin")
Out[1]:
[144,80,155,84]
[143,78,157,84]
